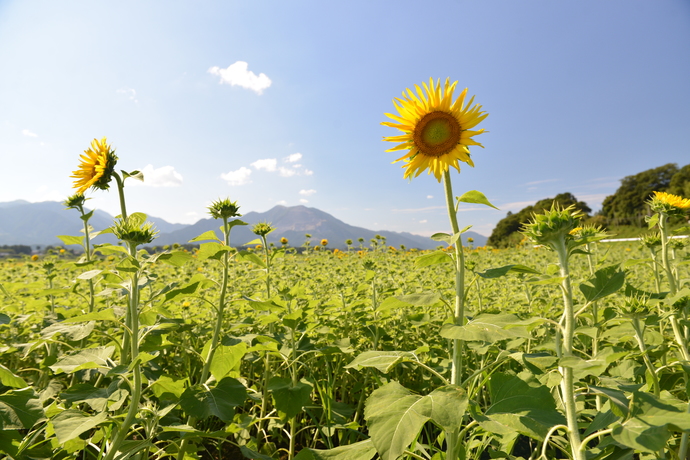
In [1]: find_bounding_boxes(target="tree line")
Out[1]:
[488,163,690,248]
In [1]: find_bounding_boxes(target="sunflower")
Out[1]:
[650,191,690,212]
[71,138,118,194]
[382,78,488,181]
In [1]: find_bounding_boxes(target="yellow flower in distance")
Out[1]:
[652,191,690,210]
[71,138,118,194]
[382,78,488,181]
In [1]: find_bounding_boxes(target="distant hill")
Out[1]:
[154,205,487,249]
[0,201,487,250]
[0,200,186,247]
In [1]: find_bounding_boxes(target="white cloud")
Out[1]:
[130,165,183,187]
[524,178,559,186]
[300,199,308,203]
[292,164,302,168]
[419,219,428,223]
[22,129,37,138]
[208,61,272,95]
[278,167,296,177]
[299,189,316,196]
[251,158,277,171]
[284,153,302,163]
[303,169,314,176]
[427,195,433,199]
[221,167,252,186]
[276,200,287,205]
[116,88,138,104]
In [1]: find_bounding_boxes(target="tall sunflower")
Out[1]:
[71,137,118,194]
[382,78,488,181]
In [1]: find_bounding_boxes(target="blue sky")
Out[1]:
[1,1,689,237]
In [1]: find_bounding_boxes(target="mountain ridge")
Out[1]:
[0,201,488,249]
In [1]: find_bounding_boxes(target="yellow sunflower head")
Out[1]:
[382,78,488,181]
[649,191,690,215]
[71,137,118,194]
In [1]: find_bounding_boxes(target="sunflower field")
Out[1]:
[2,79,690,460]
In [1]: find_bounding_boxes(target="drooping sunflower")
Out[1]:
[382,78,488,181]
[71,137,118,194]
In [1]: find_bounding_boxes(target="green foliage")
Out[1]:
[601,163,690,226]
[487,192,591,248]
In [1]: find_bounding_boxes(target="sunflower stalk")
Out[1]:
[103,241,142,460]
[442,170,465,460]
[552,238,585,460]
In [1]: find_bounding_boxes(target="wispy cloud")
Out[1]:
[427,195,433,199]
[278,167,296,177]
[300,198,308,203]
[220,167,252,186]
[251,158,277,171]
[129,165,183,187]
[499,200,538,211]
[284,153,302,163]
[116,88,138,104]
[22,129,38,138]
[524,179,559,186]
[299,189,316,196]
[208,61,272,95]
[392,206,445,213]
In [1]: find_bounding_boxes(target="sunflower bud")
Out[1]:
[521,205,583,249]
[252,222,275,237]
[113,216,158,246]
[63,193,87,210]
[208,198,241,220]
[640,232,662,249]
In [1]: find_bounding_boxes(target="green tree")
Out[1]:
[669,164,690,199]
[600,163,681,226]
[488,192,590,248]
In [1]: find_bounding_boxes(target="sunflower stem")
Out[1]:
[442,170,465,460]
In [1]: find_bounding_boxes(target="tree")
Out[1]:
[669,164,690,199]
[600,163,680,226]
[488,193,590,248]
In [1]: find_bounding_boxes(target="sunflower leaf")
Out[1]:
[457,190,499,210]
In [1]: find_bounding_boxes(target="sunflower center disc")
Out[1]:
[413,111,461,157]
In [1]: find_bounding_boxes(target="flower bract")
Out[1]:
[71,138,118,194]
[382,78,488,181]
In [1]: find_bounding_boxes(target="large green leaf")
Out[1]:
[49,346,115,374]
[156,250,193,266]
[188,230,220,242]
[364,381,432,460]
[206,340,248,381]
[268,377,313,419]
[479,373,566,441]
[196,242,231,261]
[415,251,451,268]
[457,190,499,210]
[50,410,108,443]
[345,351,419,374]
[440,314,532,343]
[579,265,625,303]
[612,390,690,452]
[0,387,44,430]
[179,377,247,422]
[0,364,27,388]
[428,385,468,433]
[294,440,377,460]
[477,264,540,279]
[41,321,95,341]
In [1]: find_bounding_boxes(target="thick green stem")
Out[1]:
[179,218,232,460]
[442,171,465,460]
[631,316,660,397]
[554,239,584,460]
[104,244,141,460]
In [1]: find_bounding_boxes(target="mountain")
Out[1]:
[0,200,186,247]
[0,201,488,249]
